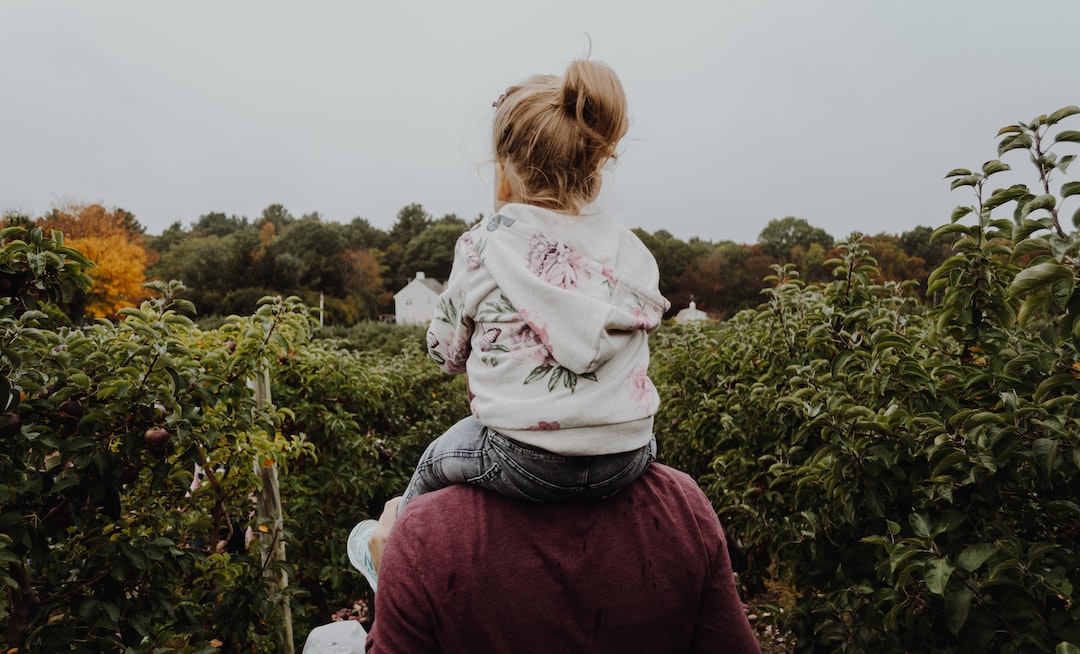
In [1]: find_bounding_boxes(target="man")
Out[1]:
[363,463,760,653]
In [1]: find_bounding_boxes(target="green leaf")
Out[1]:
[931,450,968,479]
[1062,181,1080,199]
[523,365,552,385]
[1034,437,1059,480]
[1020,194,1057,221]
[910,512,932,539]
[999,132,1034,155]
[932,224,971,243]
[1035,373,1078,402]
[1048,105,1080,124]
[958,543,997,571]
[986,184,1032,211]
[1009,262,1075,297]
[1055,642,1080,654]
[996,125,1024,136]
[945,168,973,177]
[982,160,1010,176]
[945,586,974,635]
[925,557,954,596]
[1054,130,1080,144]
[950,175,981,190]
[1012,237,1052,259]
[950,205,973,223]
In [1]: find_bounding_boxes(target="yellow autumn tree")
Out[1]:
[37,204,154,318]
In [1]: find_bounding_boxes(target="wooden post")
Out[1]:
[252,367,294,652]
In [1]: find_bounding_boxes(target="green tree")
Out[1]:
[150,220,188,255]
[190,212,249,238]
[258,204,295,232]
[380,205,434,294]
[633,229,712,313]
[396,221,467,285]
[345,216,389,251]
[270,218,348,294]
[388,204,432,245]
[757,216,834,259]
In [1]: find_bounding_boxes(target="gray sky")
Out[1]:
[2,1,1078,245]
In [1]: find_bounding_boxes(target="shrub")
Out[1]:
[652,106,1080,652]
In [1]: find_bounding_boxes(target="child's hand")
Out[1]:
[369,496,402,572]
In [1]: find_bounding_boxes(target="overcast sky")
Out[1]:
[2,1,1078,245]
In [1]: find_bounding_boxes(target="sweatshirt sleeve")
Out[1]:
[426,231,486,374]
[686,487,761,653]
[364,523,440,654]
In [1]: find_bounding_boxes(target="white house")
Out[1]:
[394,272,444,325]
[673,301,709,324]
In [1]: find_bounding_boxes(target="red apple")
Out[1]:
[144,427,171,452]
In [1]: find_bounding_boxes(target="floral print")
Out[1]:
[460,233,483,270]
[442,329,471,374]
[527,420,561,431]
[625,365,655,410]
[601,266,618,294]
[526,233,590,289]
[426,204,669,446]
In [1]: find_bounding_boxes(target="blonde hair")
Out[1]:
[493,59,628,214]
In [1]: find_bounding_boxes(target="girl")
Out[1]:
[350,57,669,590]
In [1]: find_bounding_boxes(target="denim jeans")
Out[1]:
[399,415,656,513]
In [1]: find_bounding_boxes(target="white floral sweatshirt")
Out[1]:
[427,203,670,456]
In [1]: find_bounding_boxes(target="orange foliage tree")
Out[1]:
[37,204,154,318]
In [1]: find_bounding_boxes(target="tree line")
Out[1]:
[3,202,957,325]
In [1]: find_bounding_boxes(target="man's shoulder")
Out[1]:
[404,462,705,518]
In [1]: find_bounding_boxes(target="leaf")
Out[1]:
[996,125,1023,136]
[931,450,968,479]
[982,160,1011,176]
[523,365,552,385]
[999,132,1034,155]
[1011,237,1052,259]
[1033,438,1059,481]
[945,586,974,635]
[1047,105,1080,124]
[1035,373,1078,402]
[932,223,971,242]
[958,543,997,571]
[944,168,973,177]
[1062,181,1080,199]
[910,512,932,539]
[950,205,973,223]
[1054,130,1080,144]
[986,184,1032,211]
[950,175,981,190]
[1009,262,1075,297]
[1020,194,1057,221]
[925,557,955,596]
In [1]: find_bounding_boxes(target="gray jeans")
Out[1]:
[399,415,656,513]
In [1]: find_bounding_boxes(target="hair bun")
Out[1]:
[561,59,628,152]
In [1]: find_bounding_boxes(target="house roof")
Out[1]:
[394,272,444,298]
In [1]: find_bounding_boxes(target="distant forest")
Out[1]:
[5,202,955,325]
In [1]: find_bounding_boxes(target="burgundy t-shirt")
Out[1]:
[365,464,760,654]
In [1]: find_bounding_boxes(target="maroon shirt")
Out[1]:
[365,464,760,654]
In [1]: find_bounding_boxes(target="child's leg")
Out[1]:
[351,416,490,591]
[398,415,490,513]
